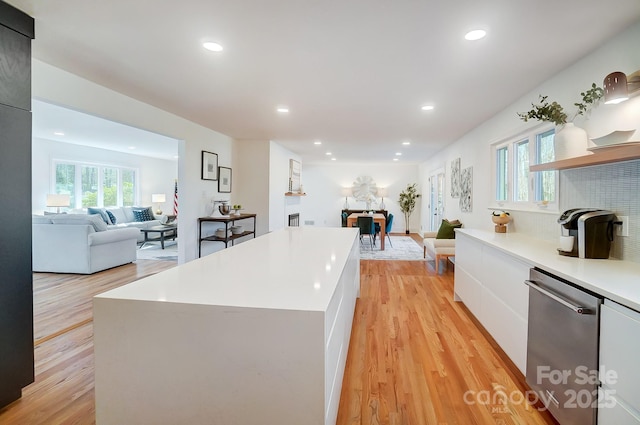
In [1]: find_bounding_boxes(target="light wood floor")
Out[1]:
[0,245,557,425]
[0,259,176,425]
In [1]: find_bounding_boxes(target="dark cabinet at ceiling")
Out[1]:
[0,1,34,409]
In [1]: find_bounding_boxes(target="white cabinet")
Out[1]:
[454,232,531,373]
[599,300,640,424]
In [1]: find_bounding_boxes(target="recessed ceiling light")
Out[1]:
[203,42,223,52]
[53,131,65,136]
[402,141,411,146]
[331,158,337,161]
[314,141,322,145]
[276,107,289,113]
[326,152,332,155]
[395,152,402,156]
[465,29,486,41]
[393,158,399,161]
[128,146,136,150]
[421,105,434,111]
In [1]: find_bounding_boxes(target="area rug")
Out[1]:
[359,236,429,261]
[136,241,178,261]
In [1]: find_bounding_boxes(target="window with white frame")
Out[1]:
[53,161,138,208]
[492,126,558,210]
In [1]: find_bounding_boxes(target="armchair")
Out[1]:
[423,231,456,273]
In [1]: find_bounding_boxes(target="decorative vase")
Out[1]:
[554,123,589,160]
[492,215,511,233]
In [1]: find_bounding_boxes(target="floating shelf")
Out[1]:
[285,192,307,196]
[530,143,640,171]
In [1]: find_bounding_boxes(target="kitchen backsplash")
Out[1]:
[510,159,640,264]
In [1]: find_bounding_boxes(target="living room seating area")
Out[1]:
[32,206,174,274]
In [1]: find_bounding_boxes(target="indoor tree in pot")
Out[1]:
[517,83,604,160]
[398,183,419,235]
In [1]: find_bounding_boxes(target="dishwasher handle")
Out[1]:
[524,280,590,314]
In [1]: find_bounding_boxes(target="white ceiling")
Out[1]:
[8,0,640,164]
[32,99,179,161]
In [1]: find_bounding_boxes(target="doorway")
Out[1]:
[429,169,445,231]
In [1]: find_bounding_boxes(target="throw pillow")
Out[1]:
[435,219,462,239]
[105,210,117,224]
[88,207,111,224]
[132,207,154,222]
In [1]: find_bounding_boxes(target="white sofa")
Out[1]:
[423,231,456,274]
[82,206,167,242]
[33,214,140,274]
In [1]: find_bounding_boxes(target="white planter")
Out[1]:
[554,122,590,160]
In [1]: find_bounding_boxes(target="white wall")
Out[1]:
[301,162,420,233]
[33,60,234,263]
[269,142,302,232]
[32,138,177,214]
[418,21,640,253]
[232,139,270,236]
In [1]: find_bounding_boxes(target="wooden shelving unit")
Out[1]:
[285,192,306,196]
[530,143,640,171]
[197,214,257,258]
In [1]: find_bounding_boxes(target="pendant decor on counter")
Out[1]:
[554,123,590,160]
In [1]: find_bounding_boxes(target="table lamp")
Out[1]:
[341,187,351,209]
[152,193,166,215]
[378,187,387,210]
[46,193,70,213]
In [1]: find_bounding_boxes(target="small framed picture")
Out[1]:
[218,166,232,193]
[201,151,218,181]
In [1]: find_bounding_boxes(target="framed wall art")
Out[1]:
[450,157,460,198]
[201,151,218,181]
[459,166,473,212]
[218,166,232,193]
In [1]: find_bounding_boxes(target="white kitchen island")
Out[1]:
[93,227,360,425]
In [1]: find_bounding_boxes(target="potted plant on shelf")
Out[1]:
[517,84,604,160]
[398,183,419,235]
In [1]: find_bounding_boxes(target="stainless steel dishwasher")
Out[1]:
[525,268,603,425]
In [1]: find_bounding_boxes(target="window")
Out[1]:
[514,139,529,202]
[53,161,138,208]
[495,146,508,201]
[535,129,555,203]
[491,126,559,211]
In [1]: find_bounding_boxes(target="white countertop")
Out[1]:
[95,227,359,312]
[457,229,640,311]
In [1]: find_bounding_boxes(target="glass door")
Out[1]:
[429,170,445,231]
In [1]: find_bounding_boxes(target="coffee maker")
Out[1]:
[557,209,617,258]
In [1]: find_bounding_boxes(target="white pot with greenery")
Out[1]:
[398,183,419,235]
[517,84,604,160]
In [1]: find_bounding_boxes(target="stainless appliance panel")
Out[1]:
[526,268,602,425]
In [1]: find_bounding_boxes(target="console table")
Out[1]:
[198,214,256,257]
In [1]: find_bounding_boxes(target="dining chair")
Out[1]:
[357,216,376,249]
[384,213,394,248]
